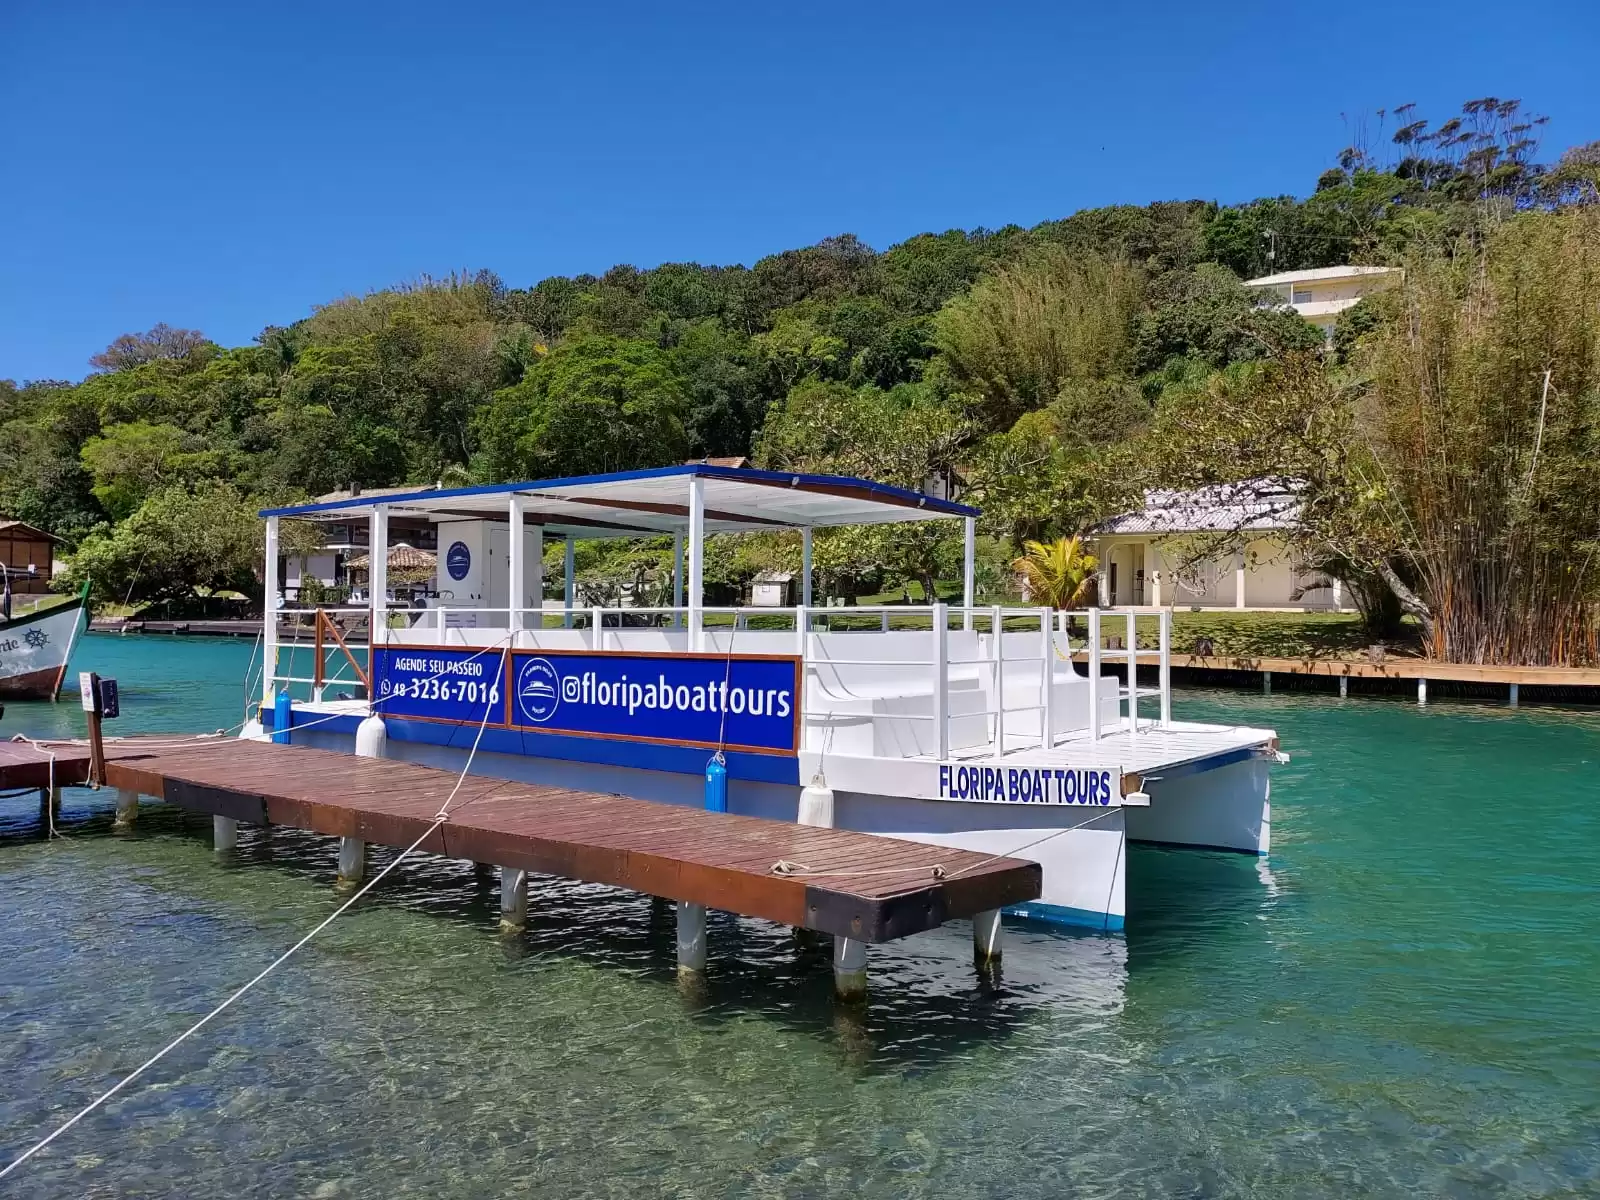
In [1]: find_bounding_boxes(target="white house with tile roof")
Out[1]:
[1090,482,1343,611]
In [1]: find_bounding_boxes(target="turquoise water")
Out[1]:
[2,634,1598,1197]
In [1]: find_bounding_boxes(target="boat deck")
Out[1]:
[931,719,1277,776]
[98,739,1040,942]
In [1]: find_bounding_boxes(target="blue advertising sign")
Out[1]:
[509,650,800,756]
[446,541,471,580]
[373,646,508,725]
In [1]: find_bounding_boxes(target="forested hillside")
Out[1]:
[5,98,1598,660]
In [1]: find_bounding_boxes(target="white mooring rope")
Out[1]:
[0,648,510,1183]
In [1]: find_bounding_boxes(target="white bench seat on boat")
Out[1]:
[802,631,990,757]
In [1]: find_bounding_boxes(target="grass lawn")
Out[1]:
[5,592,78,619]
[707,580,1419,659]
[1157,610,1417,660]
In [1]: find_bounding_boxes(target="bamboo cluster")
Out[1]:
[1363,211,1600,665]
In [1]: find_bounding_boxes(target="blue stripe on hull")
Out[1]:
[1004,901,1125,933]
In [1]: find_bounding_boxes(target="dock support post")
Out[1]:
[1417,677,1427,707]
[1338,675,1348,699]
[833,936,868,1002]
[499,867,528,933]
[1262,670,1271,696]
[676,901,707,977]
[1509,682,1519,708]
[337,837,366,889]
[214,815,238,853]
[972,908,1003,966]
[113,787,138,832]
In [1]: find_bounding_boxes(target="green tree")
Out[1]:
[64,482,264,608]
[89,323,210,372]
[79,421,225,519]
[1133,263,1325,374]
[474,336,688,479]
[934,248,1143,430]
[757,378,974,599]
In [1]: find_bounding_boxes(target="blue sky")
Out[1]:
[3,0,1597,383]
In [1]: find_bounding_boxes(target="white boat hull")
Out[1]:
[0,599,87,700]
[291,726,1269,933]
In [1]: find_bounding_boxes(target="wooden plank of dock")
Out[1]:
[0,741,93,791]
[101,739,1039,943]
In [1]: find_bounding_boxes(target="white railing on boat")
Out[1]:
[266,602,1173,747]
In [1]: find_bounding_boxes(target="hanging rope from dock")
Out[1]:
[0,649,512,1184]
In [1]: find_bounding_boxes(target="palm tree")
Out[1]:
[1012,536,1098,611]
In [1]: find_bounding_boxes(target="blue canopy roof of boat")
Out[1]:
[259,464,978,538]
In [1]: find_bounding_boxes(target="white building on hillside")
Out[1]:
[1244,265,1402,339]
[1090,482,1343,612]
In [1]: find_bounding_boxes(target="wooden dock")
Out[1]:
[7,736,1039,995]
[0,738,103,791]
[1079,650,1600,703]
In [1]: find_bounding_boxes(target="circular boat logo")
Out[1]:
[516,657,561,724]
[446,541,471,581]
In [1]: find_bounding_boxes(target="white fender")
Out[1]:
[797,773,835,828]
[355,714,388,759]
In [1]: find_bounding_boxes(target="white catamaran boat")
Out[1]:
[256,466,1283,932]
[0,573,89,701]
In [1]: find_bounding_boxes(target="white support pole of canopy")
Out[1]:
[673,533,684,628]
[508,493,527,634]
[529,523,543,631]
[687,474,706,651]
[262,515,280,706]
[800,527,813,611]
[563,536,575,628]
[962,516,976,631]
[369,504,389,648]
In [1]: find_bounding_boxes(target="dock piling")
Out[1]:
[833,937,868,1002]
[972,909,1003,966]
[499,867,528,933]
[676,902,707,977]
[336,837,367,889]
[1338,675,1348,699]
[112,787,138,832]
[1509,683,1519,708]
[1418,677,1428,707]
[1262,671,1272,696]
[214,815,238,853]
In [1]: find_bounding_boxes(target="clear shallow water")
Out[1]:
[2,634,1598,1198]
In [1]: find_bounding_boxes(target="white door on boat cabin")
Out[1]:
[435,520,543,628]
[486,525,544,617]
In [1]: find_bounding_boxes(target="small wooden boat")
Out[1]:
[0,575,90,701]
